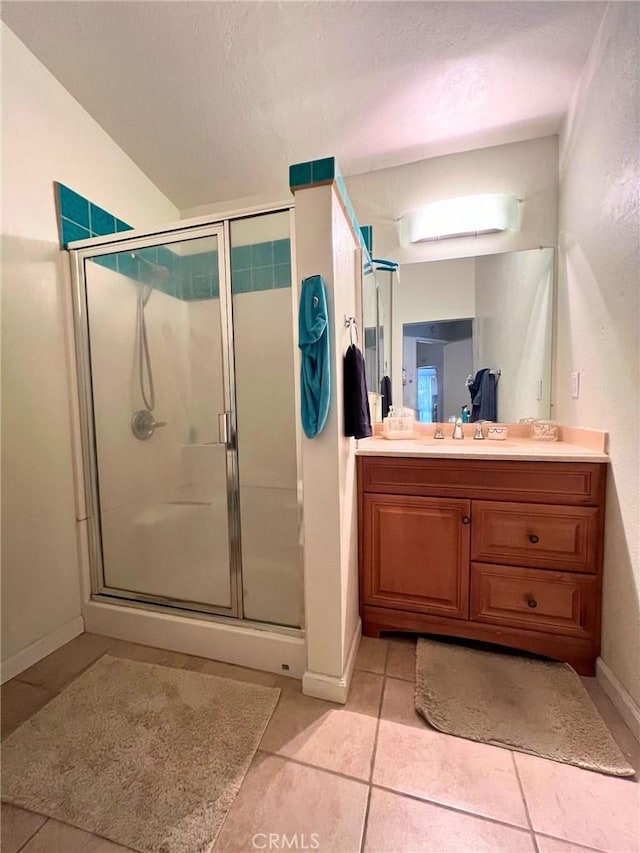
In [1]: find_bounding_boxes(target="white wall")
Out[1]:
[294,184,361,700]
[474,249,554,422]
[393,259,475,408]
[443,338,473,420]
[0,24,178,676]
[555,4,640,722]
[346,135,558,264]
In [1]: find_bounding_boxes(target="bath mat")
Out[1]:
[1,655,280,852]
[415,638,634,777]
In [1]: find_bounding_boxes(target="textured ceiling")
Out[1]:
[1,1,606,209]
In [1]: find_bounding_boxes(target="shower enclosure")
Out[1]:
[69,207,302,631]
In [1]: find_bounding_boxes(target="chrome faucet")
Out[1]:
[452,418,464,439]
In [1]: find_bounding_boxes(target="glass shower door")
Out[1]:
[81,229,239,614]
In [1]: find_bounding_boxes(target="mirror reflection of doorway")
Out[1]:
[416,366,438,423]
[403,319,473,421]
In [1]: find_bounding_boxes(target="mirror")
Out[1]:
[363,247,554,424]
[363,266,395,422]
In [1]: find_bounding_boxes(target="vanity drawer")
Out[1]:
[470,563,597,638]
[359,457,604,506]
[471,501,600,573]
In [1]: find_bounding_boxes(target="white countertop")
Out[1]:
[356,436,609,463]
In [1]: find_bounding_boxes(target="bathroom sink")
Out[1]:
[417,439,517,449]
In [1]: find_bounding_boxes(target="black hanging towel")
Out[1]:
[380,374,393,420]
[344,344,372,439]
[469,368,497,422]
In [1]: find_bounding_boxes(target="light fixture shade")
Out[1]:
[400,193,520,244]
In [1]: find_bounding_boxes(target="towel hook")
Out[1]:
[344,315,358,346]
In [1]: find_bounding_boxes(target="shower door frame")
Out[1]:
[69,219,246,620]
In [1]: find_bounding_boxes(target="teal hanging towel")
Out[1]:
[298,275,330,438]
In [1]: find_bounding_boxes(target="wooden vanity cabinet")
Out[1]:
[358,456,606,675]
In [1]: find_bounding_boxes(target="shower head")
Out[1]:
[132,253,170,289]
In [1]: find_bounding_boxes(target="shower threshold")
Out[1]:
[85,595,307,679]
[92,592,303,637]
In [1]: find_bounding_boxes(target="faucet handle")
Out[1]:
[474,423,484,440]
[433,426,444,439]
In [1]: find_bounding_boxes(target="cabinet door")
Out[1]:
[363,494,471,618]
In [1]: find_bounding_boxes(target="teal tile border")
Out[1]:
[360,225,373,254]
[289,161,313,188]
[57,182,290,299]
[56,182,133,247]
[288,156,372,266]
[311,157,335,183]
[289,156,336,189]
[61,218,91,247]
[58,184,90,230]
[230,238,291,294]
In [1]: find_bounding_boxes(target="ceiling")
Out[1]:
[1,1,606,210]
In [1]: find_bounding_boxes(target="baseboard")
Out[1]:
[302,618,362,704]
[596,656,640,741]
[1,616,85,684]
[83,600,307,679]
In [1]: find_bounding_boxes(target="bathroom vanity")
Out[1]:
[357,433,608,675]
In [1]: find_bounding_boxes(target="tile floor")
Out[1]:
[1,633,639,853]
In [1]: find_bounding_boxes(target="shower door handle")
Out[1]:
[218,412,232,447]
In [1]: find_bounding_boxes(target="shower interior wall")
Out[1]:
[81,210,302,632]
[86,254,232,609]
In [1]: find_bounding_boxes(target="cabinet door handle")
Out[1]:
[527,597,538,608]
[529,534,540,544]
[461,515,471,525]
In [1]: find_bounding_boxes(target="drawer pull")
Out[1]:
[461,516,471,525]
[527,597,538,608]
[529,534,540,544]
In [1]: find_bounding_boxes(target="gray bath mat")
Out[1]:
[1,655,280,852]
[415,638,634,777]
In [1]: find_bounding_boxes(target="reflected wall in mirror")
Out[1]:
[364,247,554,423]
[363,266,394,422]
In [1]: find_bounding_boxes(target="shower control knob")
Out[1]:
[131,409,167,441]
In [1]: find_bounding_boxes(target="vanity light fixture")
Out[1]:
[399,193,520,244]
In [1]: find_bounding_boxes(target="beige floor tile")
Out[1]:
[364,788,535,853]
[380,677,425,728]
[515,752,640,852]
[214,753,368,852]
[536,835,606,853]
[386,637,416,681]
[259,671,382,779]
[105,639,194,671]
[15,633,114,694]
[581,677,640,772]
[107,640,302,692]
[188,655,289,687]
[373,719,528,826]
[355,637,387,674]
[1,680,54,739]
[0,803,47,853]
[20,818,132,852]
